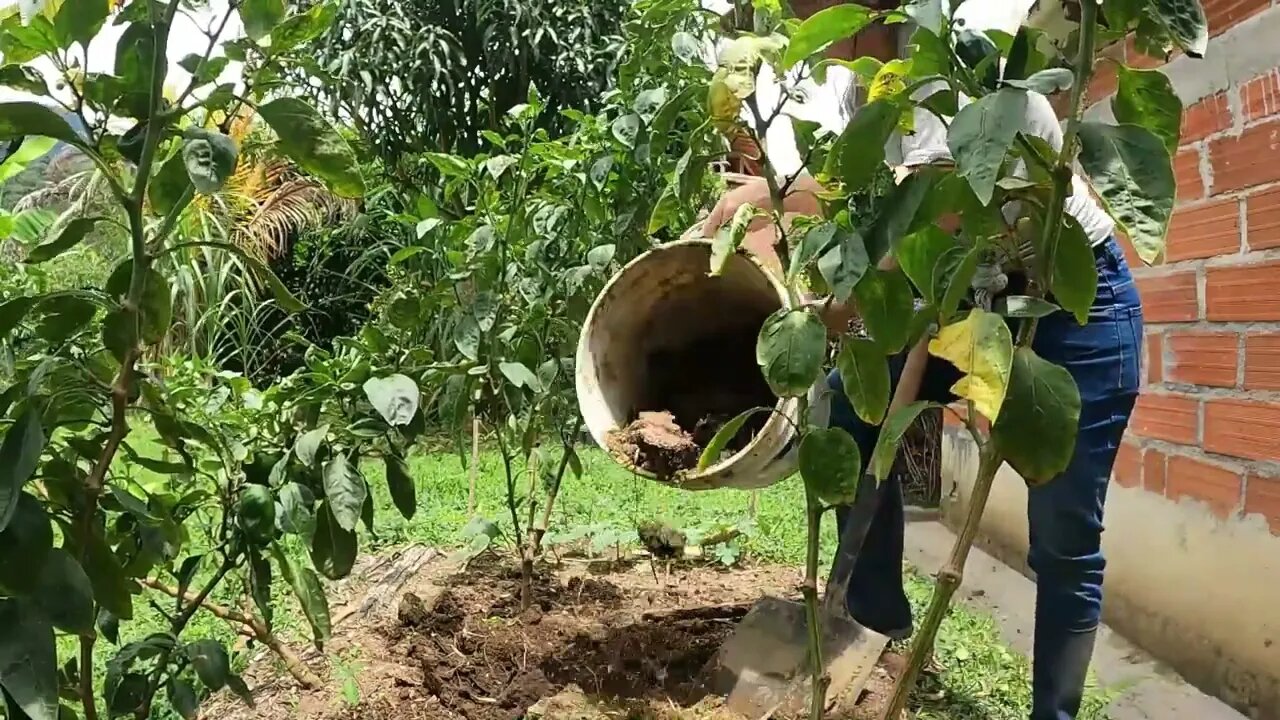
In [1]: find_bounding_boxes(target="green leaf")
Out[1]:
[54,0,110,48]
[798,427,862,505]
[322,453,366,532]
[709,203,760,277]
[0,598,58,720]
[1152,0,1208,57]
[23,218,98,264]
[1051,216,1099,325]
[853,267,914,353]
[896,226,958,304]
[272,1,337,51]
[0,136,55,183]
[35,296,95,342]
[864,169,940,264]
[0,492,52,594]
[272,544,331,647]
[996,295,1060,318]
[816,225,870,303]
[28,549,93,636]
[869,401,935,482]
[948,88,1028,205]
[0,296,34,337]
[362,374,419,426]
[825,101,899,189]
[647,185,680,235]
[1005,68,1072,94]
[238,485,276,546]
[187,639,230,691]
[1076,122,1174,265]
[498,362,542,392]
[783,4,874,69]
[247,549,272,629]
[178,55,229,85]
[0,409,45,533]
[0,66,49,97]
[837,338,890,426]
[311,502,357,580]
[384,454,416,520]
[992,347,1082,484]
[181,128,238,193]
[148,150,192,217]
[789,222,836,281]
[611,114,640,147]
[295,425,328,467]
[696,407,770,471]
[277,482,315,535]
[928,309,1014,422]
[105,261,171,344]
[756,309,826,398]
[75,528,134,620]
[101,307,133,363]
[165,241,304,311]
[167,678,199,720]
[0,102,86,148]
[1112,65,1182,157]
[936,246,982,324]
[240,0,285,42]
[257,97,364,198]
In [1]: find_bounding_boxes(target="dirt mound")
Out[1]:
[207,555,895,720]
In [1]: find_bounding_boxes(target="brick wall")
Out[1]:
[1087,0,1280,535]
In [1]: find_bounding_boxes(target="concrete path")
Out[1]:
[903,520,1247,720]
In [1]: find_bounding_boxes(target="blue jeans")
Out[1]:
[829,236,1142,719]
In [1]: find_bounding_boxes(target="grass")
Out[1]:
[81,438,1112,720]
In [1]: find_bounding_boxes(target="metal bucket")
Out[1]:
[575,238,828,491]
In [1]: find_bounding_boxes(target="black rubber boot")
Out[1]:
[1031,626,1098,720]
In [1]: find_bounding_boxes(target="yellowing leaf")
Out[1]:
[868,59,913,132]
[927,308,1013,422]
[708,69,743,134]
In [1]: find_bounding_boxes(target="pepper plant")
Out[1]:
[0,0,417,717]
[698,0,1201,717]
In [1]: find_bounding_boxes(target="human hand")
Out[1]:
[700,176,823,275]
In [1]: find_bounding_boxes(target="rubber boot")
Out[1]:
[1031,626,1098,720]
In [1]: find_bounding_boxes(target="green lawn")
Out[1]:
[85,440,1111,720]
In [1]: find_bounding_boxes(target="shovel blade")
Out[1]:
[704,596,889,720]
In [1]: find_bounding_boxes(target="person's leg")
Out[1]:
[830,350,960,639]
[1025,238,1143,720]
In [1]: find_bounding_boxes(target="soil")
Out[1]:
[212,554,897,720]
[612,328,776,478]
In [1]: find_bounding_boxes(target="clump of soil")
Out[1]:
[614,328,775,477]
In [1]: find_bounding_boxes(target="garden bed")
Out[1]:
[212,551,897,720]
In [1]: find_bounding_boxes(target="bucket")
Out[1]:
[575,238,829,491]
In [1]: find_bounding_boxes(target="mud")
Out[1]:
[615,328,775,477]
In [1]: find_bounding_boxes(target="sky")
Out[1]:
[0,0,245,108]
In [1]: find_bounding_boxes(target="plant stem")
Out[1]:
[881,443,1001,720]
[141,578,321,689]
[468,410,480,516]
[802,496,828,719]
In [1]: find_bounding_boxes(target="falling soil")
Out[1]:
[212,554,897,720]
[612,329,776,477]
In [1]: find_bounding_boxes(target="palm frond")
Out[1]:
[235,176,358,259]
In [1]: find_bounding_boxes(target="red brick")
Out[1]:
[1114,441,1142,488]
[1115,229,1143,267]
[944,404,965,429]
[1167,331,1239,387]
[1208,120,1280,194]
[1131,393,1199,444]
[1244,474,1280,534]
[1182,92,1233,143]
[1136,272,1199,323]
[1085,59,1119,108]
[1206,261,1280,321]
[1146,332,1164,384]
[1244,186,1280,250]
[1205,0,1269,36]
[1165,199,1241,261]
[1242,69,1280,123]
[1245,334,1280,390]
[1204,399,1280,462]
[1175,148,1205,202]
[1166,454,1243,519]
[1144,448,1168,495]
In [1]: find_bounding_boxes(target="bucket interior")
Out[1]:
[581,243,784,474]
